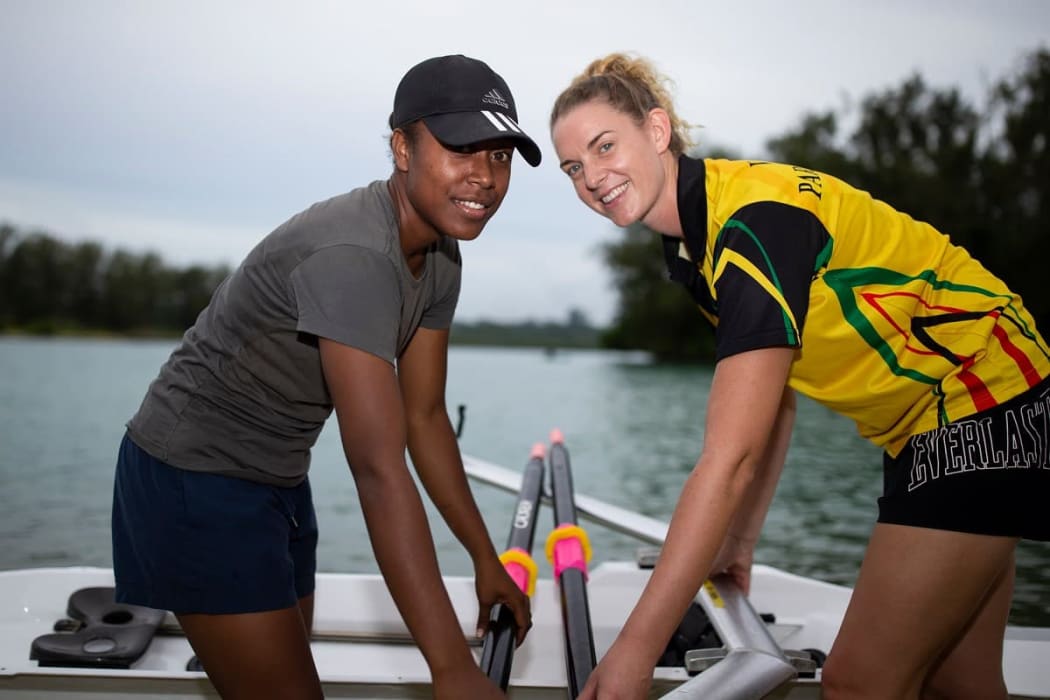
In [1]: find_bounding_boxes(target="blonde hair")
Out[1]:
[550,53,694,156]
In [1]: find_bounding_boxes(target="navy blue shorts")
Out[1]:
[112,433,319,614]
[879,375,1050,541]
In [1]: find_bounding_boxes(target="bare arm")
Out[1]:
[727,386,795,542]
[319,337,477,679]
[397,326,531,640]
[614,347,796,668]
[397,327,500,565]
[711,386,796,594]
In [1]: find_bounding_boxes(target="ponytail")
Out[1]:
[550,53,694,155]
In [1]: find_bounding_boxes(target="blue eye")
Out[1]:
[564,163,581,177]
[599,142,612,153]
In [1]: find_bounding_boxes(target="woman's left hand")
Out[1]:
[474,555,532,645]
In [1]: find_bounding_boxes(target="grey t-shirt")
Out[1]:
[126,179,461,486]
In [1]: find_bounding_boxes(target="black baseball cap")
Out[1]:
[390,55,542,167]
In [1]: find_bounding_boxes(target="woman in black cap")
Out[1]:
[112,54,541,699]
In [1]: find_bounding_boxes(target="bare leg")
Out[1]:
[298,592,316,636]
[178,602,322,700]
[922,554,1013,700]
[821,523,1017,700]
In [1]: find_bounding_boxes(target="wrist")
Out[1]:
[425,642,476,677]
[469,543,502,569]
[616,621,668,667]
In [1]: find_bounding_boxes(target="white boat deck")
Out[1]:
[2,563,1047,699]
[0,563,833,699]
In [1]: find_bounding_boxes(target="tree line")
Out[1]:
[0,225,230,335]
[451,309,600,349]
[603,47,1050,362]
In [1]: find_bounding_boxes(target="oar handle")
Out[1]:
[480,446,546,690]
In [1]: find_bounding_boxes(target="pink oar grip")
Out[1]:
[504,561,530,593]
[552,537,588,580]
[549,428,565,444]
[500,547,538,596]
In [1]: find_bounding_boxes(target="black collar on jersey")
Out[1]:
[676,154,708,258]
[661,155,715,315]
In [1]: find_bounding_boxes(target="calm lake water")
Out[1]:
[1,336,1046,626]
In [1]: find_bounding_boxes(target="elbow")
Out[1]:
[694,451,760,501]
[729,460,759,502]
[345,448,405,498]
[404,409,454,450]
[347,457,386,496]
[404,404,448,433]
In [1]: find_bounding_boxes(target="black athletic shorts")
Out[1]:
[879,375,1050,541]
[112,433,319,614]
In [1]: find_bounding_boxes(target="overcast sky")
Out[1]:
[2,1,1048,325]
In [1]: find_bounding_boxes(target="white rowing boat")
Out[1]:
[1,453,1048,700]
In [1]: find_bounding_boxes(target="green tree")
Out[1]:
[600,223,715,363]
[100,251,168,332]
[849,76,985,265]
[980,49,1050,329]
[0,223,230,335]
[5,232,67,331]
[766,112,855,182]
[169,265,230,329]
[0,224,16,326]
[65,241,105,328]
[566,307,591,329]
[770,75,985,244]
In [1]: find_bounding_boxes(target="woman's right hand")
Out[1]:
[710,532,756,595]
[433,663,506,700]
[577,637,654,700]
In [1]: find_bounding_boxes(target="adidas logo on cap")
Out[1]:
[482,89,509,110]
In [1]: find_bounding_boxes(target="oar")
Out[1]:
[463,452,667,544]
[463,451,798,700]
[479,443,545,689]
[545,429,596,698]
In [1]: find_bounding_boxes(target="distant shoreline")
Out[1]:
[0,323,607,351]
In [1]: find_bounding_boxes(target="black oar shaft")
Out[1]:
[479,605,517,689]
[480,448,545,690]
[548,435,596,699]
[507,454,545,553]
[550,441,577,525]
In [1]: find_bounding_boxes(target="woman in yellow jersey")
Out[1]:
[550,53,1049,700]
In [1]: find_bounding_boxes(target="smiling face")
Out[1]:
[552,99,676,231]
[393,121,514,247]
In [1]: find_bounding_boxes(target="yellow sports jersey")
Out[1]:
[666,156,1050,455]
